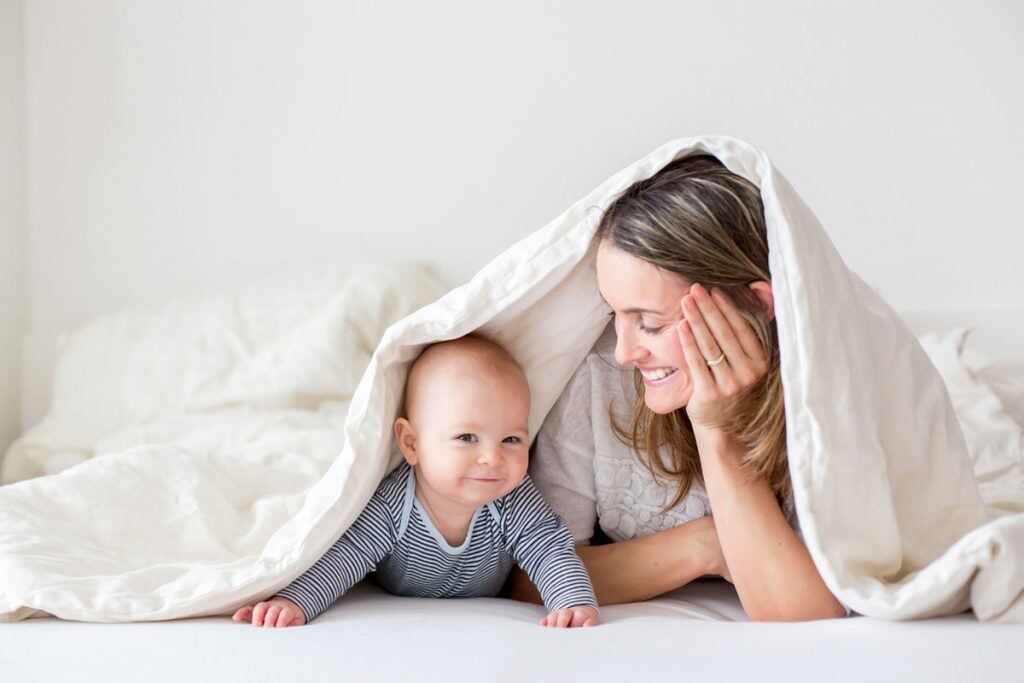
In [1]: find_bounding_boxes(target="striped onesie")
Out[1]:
[277,462,598,622]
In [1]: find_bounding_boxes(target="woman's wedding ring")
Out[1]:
[705,353,726,367]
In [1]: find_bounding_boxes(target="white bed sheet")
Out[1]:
[2,580,1021,683]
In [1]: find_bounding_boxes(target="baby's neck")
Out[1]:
[412,470,481,547]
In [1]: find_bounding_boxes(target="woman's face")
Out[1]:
[596,242,694,414]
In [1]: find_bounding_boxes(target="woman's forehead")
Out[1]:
[596,243,691,310]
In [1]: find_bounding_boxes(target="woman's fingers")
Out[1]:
[681,293,725,367]
[710,287,765,363]
[677,319,714,392]
[690,284,750,367]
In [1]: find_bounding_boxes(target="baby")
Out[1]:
[233,335,599,628]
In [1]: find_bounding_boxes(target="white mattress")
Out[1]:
[2,580,1021,682]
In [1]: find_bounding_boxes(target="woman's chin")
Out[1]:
[644,393,687,415]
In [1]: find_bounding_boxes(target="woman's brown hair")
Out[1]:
[596,154,790,507]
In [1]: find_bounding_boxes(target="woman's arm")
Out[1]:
[696,428,846,621]
[678,283,846,621]
[504,515,726,606]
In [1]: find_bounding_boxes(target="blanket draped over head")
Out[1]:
[1,136,1022,623]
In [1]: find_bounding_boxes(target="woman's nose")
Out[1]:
[614,327,645,366]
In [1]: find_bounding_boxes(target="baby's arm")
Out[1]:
[503,476,600,627]
[233,486,399,627]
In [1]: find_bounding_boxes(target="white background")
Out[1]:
[1,0,1022,452]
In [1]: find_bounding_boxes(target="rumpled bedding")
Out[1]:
[0,265,444,620]
[1,136,1022,623]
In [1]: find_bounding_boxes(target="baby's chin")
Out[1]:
[459,479,522,503]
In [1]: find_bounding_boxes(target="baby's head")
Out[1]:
[394,335,531,508]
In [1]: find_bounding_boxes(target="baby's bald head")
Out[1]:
[401,335,529,425]
[394,335,532,507]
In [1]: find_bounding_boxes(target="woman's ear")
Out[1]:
[747,280,775,321]
[394,418,418,466]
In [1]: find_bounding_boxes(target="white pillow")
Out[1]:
[1,263,444,484]
[52,264,442,427]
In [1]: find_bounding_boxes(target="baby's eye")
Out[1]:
[456,434,478,443]
[502,436,522,444]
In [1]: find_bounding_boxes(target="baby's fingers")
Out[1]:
[232,606,253,622]
[570,610,598,628]
[251,602,268,627]
[275,608,297,628]
[262,604,282,627]
[542,610,563,628]
[555,609,573,628]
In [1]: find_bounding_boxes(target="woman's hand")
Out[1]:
[677,283,768,429]
[232,595,307,627]
[540,604,599,628]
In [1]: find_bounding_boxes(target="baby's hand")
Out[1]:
[540,604,599,628]
[232,595,307,628]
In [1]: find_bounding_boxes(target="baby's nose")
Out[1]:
[478,448,502,464]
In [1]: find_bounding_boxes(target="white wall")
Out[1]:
[1,0,26,453]
[18,0,1024,428]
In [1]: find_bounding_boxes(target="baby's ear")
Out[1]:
[394,418,418,466]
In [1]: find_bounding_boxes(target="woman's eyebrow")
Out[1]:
[599,294,662,315]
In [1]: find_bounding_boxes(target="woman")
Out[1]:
[504,154,847,621]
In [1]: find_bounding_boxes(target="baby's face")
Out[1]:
[410,365,530,508]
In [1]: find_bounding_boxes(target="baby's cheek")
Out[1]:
[510,454,529,483]
[424,459,464,492]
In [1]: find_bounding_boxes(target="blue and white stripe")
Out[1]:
[277,463,597,622]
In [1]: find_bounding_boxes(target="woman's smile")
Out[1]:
[639,366,678,385]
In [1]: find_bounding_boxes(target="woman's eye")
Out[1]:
[639,323,665,335]
[456,434,478,443]
[502,436,522,444]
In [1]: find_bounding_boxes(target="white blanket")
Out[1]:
[2,137,1022,623]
